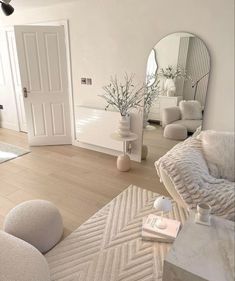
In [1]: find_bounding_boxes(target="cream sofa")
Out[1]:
[155,132,235,221]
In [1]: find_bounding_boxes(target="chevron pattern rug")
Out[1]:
[0,141,30,164]
[46,185,188,281]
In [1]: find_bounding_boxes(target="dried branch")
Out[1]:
[99,74,145,116]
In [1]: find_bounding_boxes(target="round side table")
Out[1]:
[111,132,138,172]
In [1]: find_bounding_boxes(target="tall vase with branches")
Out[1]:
[99,74,145,137]
[158,65,191,96]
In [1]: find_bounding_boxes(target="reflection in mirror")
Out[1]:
[146,49,157,86]
[142,32,210,162]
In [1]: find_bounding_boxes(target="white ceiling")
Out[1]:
[11,0,76,9]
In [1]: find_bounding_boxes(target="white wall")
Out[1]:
[0,30,19,130]
[0,0,234,133]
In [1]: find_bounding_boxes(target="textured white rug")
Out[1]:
[46,185,188,281]
[0,141,29,163]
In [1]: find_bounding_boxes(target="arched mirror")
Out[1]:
[142,32,210,162]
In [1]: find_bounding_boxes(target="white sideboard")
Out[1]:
[75,106,122,152]
[148,96,183,122]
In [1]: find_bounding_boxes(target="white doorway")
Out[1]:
[1,24,72,146]
[7,29,27,133]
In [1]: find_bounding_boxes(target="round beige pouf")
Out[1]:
[0,231,50,281]
[117,154,131,172]
[164,124,187,140]
[4,200,63,253]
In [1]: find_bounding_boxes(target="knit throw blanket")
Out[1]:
[155,137,235,221]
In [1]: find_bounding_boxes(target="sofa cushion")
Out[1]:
[198,130,235,182]
[179,100,202,120]
[0,231,50,281]
[173,119,202,133]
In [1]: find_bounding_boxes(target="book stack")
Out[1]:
[141,214,181,243]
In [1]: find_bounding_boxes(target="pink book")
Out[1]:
[142,214,181,239]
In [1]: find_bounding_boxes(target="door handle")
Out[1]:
[23,87,30,98]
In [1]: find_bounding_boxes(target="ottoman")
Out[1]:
[164,124,187,140]
[4,200,63,253]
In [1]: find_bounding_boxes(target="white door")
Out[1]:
[6,30,27,132]
[14,25,71,146]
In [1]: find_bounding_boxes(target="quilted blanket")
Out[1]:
[155,137,235,221]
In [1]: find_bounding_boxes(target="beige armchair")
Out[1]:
[162,101,203,133]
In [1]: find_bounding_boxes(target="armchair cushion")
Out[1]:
[173,119,202,133]
[179,100,202,120]
[198,130,235,182]
[162,106,181,127]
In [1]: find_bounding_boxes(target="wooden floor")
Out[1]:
[0,127,178,237]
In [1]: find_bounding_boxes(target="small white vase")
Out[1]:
[118,115,130,137]
[164,78,176,97]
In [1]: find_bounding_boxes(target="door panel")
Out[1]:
[44,33,63,92]
[51,103,66,136]
[23,32,43,92]
[31,103,47,136]
[14,25,71,145]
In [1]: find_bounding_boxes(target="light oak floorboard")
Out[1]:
[0,127,179,237]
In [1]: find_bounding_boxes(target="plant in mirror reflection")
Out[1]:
[158,65,192,81]
[99,74,145,116]
[143,76,161,127]
[144,77,160,112]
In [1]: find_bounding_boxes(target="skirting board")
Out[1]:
[0,121,19,131]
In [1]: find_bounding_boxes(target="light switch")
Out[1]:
[86,78,92,85]
[81,78,86,84]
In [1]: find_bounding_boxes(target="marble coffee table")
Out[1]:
[163,213,235,281]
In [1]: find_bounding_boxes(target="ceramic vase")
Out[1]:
[164,78,176,97]
[118,115,130,137]
[117,155,131,171]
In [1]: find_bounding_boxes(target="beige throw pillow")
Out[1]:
[198,130,235,182]
[179,100,202,120]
